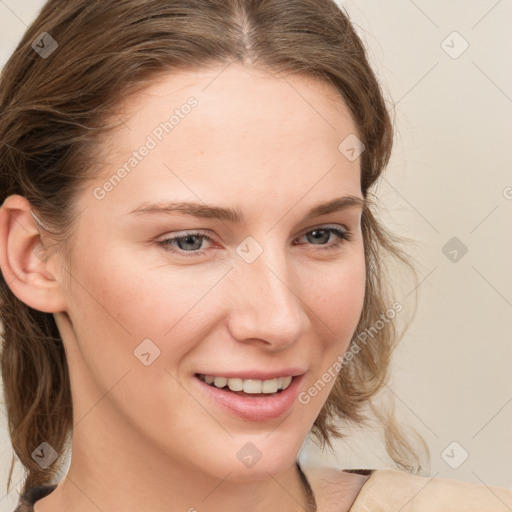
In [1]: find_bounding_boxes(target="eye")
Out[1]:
[157,230,213,257]
[293,226,352,251]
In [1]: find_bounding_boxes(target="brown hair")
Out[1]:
[0,0,428,496]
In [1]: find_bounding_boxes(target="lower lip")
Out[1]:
[194,375,304,421]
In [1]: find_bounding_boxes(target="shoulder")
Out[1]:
[303,466,512,512]
[301,465,512,512]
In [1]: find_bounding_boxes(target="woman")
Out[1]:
[0,1,511,511]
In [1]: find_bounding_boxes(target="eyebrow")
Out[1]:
[129,195,365,223]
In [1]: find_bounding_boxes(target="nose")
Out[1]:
[226,245,311,350]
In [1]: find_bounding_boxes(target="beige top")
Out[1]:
[301,465,512,511]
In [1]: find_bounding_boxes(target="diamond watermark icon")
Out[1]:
[236,442,262,468]
[338,134,365,162]
[441,441,469,469]
[31,442,58,469]
[236,236,263,264]
[442,237,468,263]
[31,32,58,59]
[441,31,469,59]
[134,338,161,366]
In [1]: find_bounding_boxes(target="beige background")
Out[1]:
[1,0,511,509]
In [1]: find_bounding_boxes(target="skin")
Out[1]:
[0,63,368,512]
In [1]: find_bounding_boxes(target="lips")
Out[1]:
[193,371,304,421]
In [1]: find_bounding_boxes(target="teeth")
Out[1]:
[227,378,243,392]
[213,376,227,388]
[281,376,292,389]
[200,374,294,394]
[262,378,278,393]
[243,379,262,394]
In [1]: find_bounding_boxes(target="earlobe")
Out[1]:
[0,194,67,313]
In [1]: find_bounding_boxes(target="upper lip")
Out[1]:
[195,369,305,380]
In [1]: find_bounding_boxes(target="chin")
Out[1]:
[214,434,306,481]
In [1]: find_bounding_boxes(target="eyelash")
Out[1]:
[157,225,352,258]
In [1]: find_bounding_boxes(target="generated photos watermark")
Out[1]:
[298,301,403,404]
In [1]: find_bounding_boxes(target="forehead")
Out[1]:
[109,63,358,154]
[88,64,362,212]
[120,63,355,122]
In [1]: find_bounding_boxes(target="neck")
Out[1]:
[35,409,311,512]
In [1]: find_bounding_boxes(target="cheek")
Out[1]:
[301,250,366,396]
[64,243,227,366]
[311,252,366,337]
[295,256,365,417]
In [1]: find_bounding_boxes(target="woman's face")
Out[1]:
[53,64,366,481]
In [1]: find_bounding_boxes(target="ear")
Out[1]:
[0,194,67,313]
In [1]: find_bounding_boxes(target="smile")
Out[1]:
[194,372,303,420]
[197,374,293,394]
